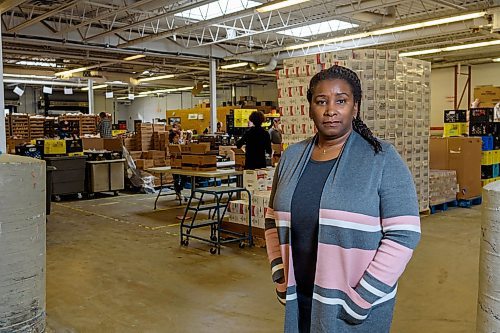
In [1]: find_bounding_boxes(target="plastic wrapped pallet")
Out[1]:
[477,181,500,331]
[0,154,46,332]
[429,170,458,205]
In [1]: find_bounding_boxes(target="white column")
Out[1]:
[477,183,500,332]
[87,79,94,115]
[209,58,217,134]
[0,23,6,154]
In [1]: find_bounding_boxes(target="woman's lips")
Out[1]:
[323,120,341,127]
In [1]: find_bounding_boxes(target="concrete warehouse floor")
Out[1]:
[45,193,481,333]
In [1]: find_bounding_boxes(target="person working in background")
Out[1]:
[269,118,282,144]
[236,111,272,169]
[97,112,112,138]
[169,131,185,201]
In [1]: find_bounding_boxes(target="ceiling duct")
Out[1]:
[350,6,396,26]
[249,57,278,72]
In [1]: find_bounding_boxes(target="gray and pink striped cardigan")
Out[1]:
[265,131,421,332]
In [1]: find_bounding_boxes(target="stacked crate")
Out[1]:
[58,114,81,137]
[81,114,99,136]
[135,123,154,151]
[277,49,431,212]
[29,116,46,140]
[480,150,500,186]
[44,117,58,138]
[5,114,30,139]
[468,107,500,186]
[443,110,467,137]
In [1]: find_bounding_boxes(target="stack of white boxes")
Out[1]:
[277,49,431,212]
[228,168,274,229]
[429,170,459,206]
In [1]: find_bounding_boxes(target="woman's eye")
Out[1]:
[337,99,346,104]
[316,99,327,105]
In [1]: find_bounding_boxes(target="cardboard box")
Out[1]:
[181,154,216,167]
[153,159,166,167]
[430,137,481,200]
[129,151,143,160]
[145,150,166,160]
[82,138,104,150]
[135,159,154,170]
[188,143,212,154]
[103,138,123,152]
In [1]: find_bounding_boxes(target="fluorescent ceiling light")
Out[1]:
[221,62,249,69]
[137,74,175,83]
[81,84,108,91]
[285,11,486,51]
[371,12,486,35]
[4,74,55,79]
[55,67,88,77]
[285,32,369,50]
[399,40,500,57]
[123,54,146,61]
[139,86,195,96]
[16,60,61,68]
[257,0,311,13]
[278,19,358,38]
[493,58,500,62]
[176,0,259,21]
[398,48,442,57]
[105,80,127,85]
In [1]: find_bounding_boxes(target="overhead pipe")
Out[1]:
[249,57,278,72]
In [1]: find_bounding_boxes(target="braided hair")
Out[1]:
[306,65,382,153]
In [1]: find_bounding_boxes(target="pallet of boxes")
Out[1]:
[277,49,431,213]
[226,168,274,246]
[429,170,459,212]
[181,143,216,171]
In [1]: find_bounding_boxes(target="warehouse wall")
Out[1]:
[430,63,500,127]
[115,82,278,130]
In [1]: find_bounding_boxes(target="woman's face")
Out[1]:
[173,134,180,143]
[309,78,358,140]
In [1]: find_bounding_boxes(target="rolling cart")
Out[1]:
[180,186,252,254]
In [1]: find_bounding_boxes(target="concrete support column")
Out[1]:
[0,23,6,153]
[87,79,94,115]
[209,58,217,134]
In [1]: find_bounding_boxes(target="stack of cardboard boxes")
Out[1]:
[135,123,154,151]
[228,168,274,231]
[474,85,500,108]
[429,170,459,206]
[181,143,216,171]
[276,49,431,211]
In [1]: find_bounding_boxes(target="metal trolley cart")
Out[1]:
[180,186,252,254]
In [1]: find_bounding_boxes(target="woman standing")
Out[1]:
[265,65,421,332]
[236,111,272,169]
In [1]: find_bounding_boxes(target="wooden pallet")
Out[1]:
[457,196,482,208]
[430,200,458,214]
[419,208,431,217]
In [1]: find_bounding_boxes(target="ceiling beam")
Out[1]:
[225,16,489,59]
[7,0,79,33]
[0,0,29,14]
[188,0,408,48]
[84,0,216,42]
[61,0,160,34]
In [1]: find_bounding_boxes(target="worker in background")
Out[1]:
[97,112,112,138]
[236,111,272,169]
[216,121,224,133]
[269,118,282,144]
[169,131,185,201]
